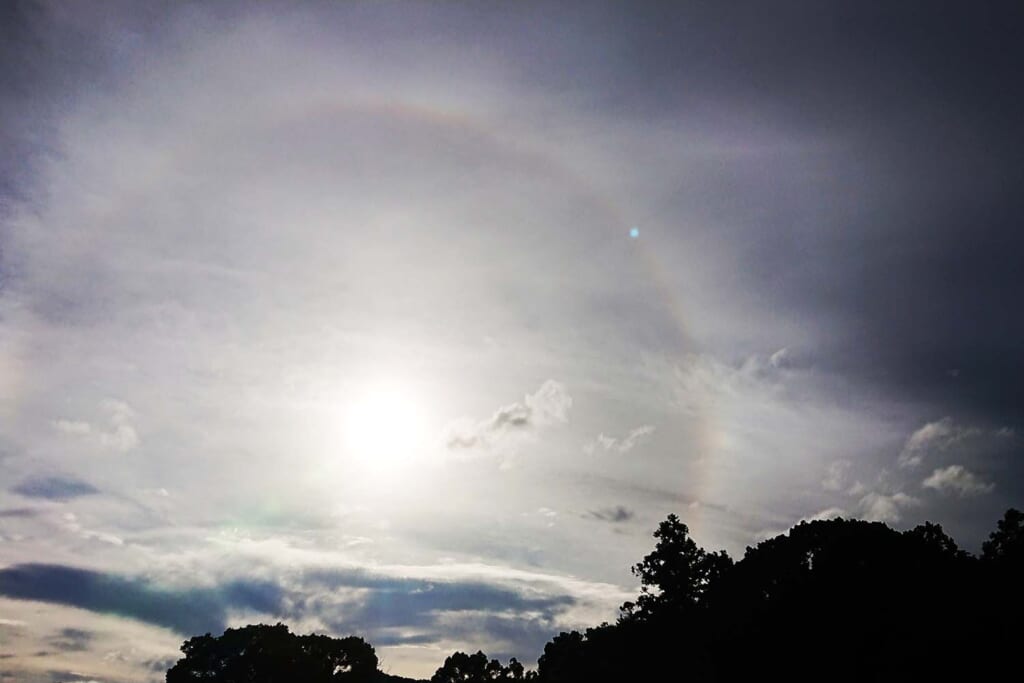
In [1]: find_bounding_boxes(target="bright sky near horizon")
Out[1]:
[2,2,1023,681]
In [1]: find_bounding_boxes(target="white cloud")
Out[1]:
[806,507,847,521]
[445,380,572,451]
[897,417,977,468]
[524,380,573,425]
[858,491,920,523]
[751,507,847,544]
[822,460,850,491]
[52,399,139,454]
[769,347,791,368]
[923,465,994,497]
[60,512,125,546]
[584,424,655,455]
[54,419,92,435]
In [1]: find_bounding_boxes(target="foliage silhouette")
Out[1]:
[620,513,733,620]
[167,509,1024,683]
[430,651,526,683]
[166,623,377,683]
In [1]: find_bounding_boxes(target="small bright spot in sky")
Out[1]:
[630,227,640,239]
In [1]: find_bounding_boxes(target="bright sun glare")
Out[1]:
[343,382,427,472]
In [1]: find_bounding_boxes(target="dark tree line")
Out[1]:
[167,509,1024,682]
[166,624,379,683]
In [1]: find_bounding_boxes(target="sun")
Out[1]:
[343,381,427,471]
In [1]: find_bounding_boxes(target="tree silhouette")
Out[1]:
[431,651,526,683]
[166,624,377,683]
[620,513,732,621]
[981,508,1024,565]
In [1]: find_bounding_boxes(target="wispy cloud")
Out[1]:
[583,506,635,523]
[52,399,139,454]
[821,460,850,492]
[0,564,285,636]
[11,476,99,501]
[583,425,654,455]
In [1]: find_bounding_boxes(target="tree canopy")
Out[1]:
[430,651,526,683]
[166,623,377,683]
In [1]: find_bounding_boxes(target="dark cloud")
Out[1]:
[305,568,574,631]
[0,561,576,663]
[48,627,94,652]
[45,672,102,683]
[296,567,576,660]
[584,506,635,523]
[631,2,1024,427]
[369,632,439,647]
[0,563,285,635]
[449,613,566,665]
[477,2,1024,428]
[0,507,40,518]
[11,476,99,500]
[352,579,571,630]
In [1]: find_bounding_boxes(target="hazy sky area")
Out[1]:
[2,1,1024,680]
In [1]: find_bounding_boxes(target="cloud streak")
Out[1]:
[11,476,99,501]
[583,506,635,524]
[0,564,284,636]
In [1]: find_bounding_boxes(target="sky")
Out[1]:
[2,1,1023,680]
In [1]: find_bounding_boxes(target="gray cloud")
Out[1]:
[584,506,634,524]
[304,567,575,640]
[0,563,285,635]
[48,627,95,652]
[11,476,99,501]
[0,507,40,518]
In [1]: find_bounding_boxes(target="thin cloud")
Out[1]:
[0,564,285,635]
[821,460,851,492]
[52,399,139,454]
[0,507,41,518]
[584,425,655,455]
[584,506,635,523]
[11,476,99,501]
